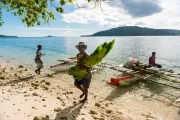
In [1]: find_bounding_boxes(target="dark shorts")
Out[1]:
[149,64,162,68]
[154,64,162,68]
[74,75,92,88]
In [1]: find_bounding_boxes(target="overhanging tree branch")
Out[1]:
[0,0,112,27]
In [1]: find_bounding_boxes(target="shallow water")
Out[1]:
[0,36,180,71]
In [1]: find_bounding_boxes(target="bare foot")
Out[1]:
[35,70,40,75]
[80,93,84,98]
[35,70,38,74]
[80,98,87,103]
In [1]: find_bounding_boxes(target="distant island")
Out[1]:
[81,26,180,37]
[47,35,53,37]
[0,34,17,37]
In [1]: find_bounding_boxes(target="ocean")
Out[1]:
[0,36,180,71]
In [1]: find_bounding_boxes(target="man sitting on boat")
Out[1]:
[149,52,162,68]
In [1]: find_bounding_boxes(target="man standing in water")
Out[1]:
[35,45,44,74]
[149,52,162,68]
[74,42,92,103]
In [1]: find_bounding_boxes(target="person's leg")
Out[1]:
[77,85,85,98]
[155,64,162,68]
[35,59,43,74]
[74,80,85,98]
[35,60,38,74]
[80,87,88,103]
[157,64,162,68]
[35,69,38,74]
[39,61,43,74]
[80,76,91,103]
[38,68,41,74]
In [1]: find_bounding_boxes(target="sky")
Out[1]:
[0,0,180,37]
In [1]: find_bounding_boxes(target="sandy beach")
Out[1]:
[0,59,180,120]
[1,0,180,119]
[0,59,125,120]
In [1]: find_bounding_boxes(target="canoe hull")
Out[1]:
[107,77,139,86]
[49,64,75,72]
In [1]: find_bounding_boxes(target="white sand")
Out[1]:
[0,59,180,120]
[0,60,124,120]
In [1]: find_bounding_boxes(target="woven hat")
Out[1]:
[75,42,87,50]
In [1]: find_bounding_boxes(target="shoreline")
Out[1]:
[0,59,126,120]
[0,59,180,120]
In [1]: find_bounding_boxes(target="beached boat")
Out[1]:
[49,57,76,72]
[49,62,76,72]
[49,57,106,72]
[107,63,180,88]
[49,62,106,72]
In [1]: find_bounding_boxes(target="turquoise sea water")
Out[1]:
[0,36,180,70]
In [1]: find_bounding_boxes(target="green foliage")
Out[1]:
[60,0,66,6]
[0,4,3,26]
[56,7,64,13]
[84,39,115,66]
[0,0,73,27]
[0,0,104,27]
[68,0,74,3]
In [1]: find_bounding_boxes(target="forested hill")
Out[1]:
[83,26,180,36]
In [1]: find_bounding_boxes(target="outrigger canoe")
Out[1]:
[49,57,76,72]
[49,62,76,72]
[49,57,106,72]
[107,66,180,87]
[50,62,106,72]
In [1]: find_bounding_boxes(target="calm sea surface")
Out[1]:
[0,36,180,71]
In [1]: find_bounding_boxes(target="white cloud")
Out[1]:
[62,1,132,26]
[118,0,163,17]
[61,0,180,29]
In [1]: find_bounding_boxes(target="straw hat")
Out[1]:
[75,42,87,50]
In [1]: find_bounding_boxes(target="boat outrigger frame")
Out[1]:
[108,65,180,89]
